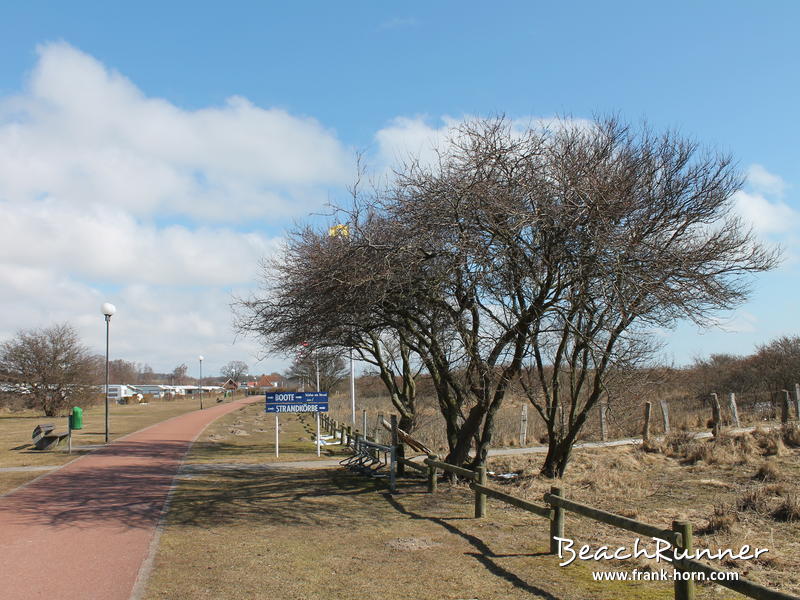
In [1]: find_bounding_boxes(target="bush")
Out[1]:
[753,460,781,482]
[781,423,800,448]
[772,495,800,522]
[701,504,737,534]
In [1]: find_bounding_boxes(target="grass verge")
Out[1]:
[0,394,229,495]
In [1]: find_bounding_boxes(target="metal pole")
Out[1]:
[315,355,321,457]
[104,315,110,444]
[350,348,355,425]
[199,358,203,410]
[275,414,279,457]
[316,412,321,457]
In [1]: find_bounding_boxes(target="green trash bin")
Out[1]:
[69,406,83,430]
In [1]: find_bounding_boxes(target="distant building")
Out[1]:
[257,374,287,389]
[103,385,140,404]
[133,384,173,399]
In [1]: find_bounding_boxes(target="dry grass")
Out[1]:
[144,403,712,600]
[0,393,219,495]
[188,402,349,464]
[782,423,800,448]
[754,460,782,482]
[487,437,800,595]
[772,494,800,522]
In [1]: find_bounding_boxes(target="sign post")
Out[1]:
[265,392,329,458]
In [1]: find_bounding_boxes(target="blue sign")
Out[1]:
[265,391,329,413]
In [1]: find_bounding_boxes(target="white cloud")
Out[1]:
[747,164,787,197]
[733,189,798,235]
[0,42,352,222]
[0,42,353,375]
[0,195,279,286]
[374,114,595,172]
[702,311,759,334]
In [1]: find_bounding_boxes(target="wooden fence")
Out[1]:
[319,414,799,599]
[422,457,798,600]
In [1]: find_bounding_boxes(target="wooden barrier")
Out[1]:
[684,558,798,600]
[398,456,427,473]
[423,457,478,481]
[470,482,552,518]
[542,491,679,545]
[410,457,796,600]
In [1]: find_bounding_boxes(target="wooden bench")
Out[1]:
[32,424,69,450]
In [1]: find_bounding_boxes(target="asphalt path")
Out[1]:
[0,395,259,600]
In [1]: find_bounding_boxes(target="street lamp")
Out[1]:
[101,302,116,444]
[198,355,204,410]
[350,348,356,425]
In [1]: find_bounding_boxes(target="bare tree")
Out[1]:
[234,217,427,432]
[107,359,139,384]
[172,363,188,385]
[0,323,99,416]
[237,116,778,475]
[220,360,249,383]
[285,349,348,393]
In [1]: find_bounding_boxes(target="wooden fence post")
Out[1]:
[391,415,404,477]
[728,392,740,428]
[519,404,528,446]
[659,399,670,434]
[710,393,722,437]
[781,390,791,424]
[599,402,607,442]
[795,383,800,420]
[474,465,487,518]
[362,409,367,439]
[643,402,652,442]
[673,520,695,600]
[549,487,564,555]
[427,454,438,493]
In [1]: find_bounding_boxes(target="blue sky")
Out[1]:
[0,1,797,374]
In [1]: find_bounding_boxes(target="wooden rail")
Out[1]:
[327,407,798,600]
[471,482,552,518]
[684,558,798,600]
[542,492,678,545]
[398,456,427,473]
[419,457,797,600]
[423,457,477,481]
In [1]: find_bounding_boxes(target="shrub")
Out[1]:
[702,504,737,534]
[736,487,771,513]
[772,495,800,522]
[781,423,800,448]
[753,460,781,482]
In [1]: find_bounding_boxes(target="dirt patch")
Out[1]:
[385,536,442,551]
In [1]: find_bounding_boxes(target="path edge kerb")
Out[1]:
[129,397,260,600]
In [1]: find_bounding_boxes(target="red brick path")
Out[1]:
[0,396,259,600]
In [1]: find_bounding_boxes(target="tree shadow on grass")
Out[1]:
[0,454,387,532]
[382,491,561,600]
[168,466,388,530]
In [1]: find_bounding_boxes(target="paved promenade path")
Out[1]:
[0,396,260,600]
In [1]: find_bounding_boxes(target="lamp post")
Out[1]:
[198,355,204,410]
[350,348,356,425]
[101,302,116,444]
